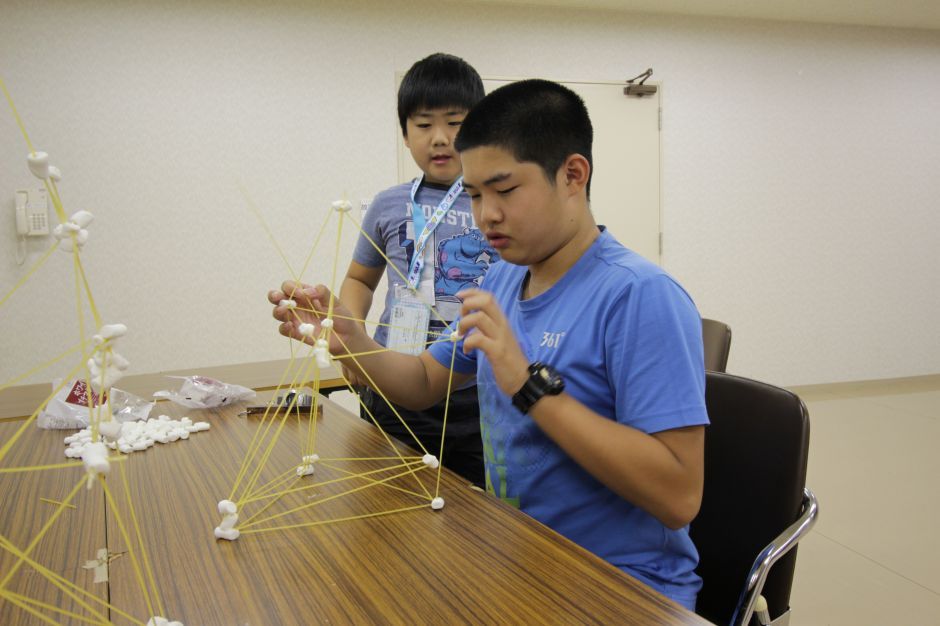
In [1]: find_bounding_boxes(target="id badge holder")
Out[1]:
[387,284,431,356]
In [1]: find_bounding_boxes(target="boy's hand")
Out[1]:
[457,289,530,397]
[268,281,361,354]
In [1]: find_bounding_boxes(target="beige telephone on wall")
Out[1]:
[15,188,50,236]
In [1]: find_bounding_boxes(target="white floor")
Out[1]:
[787,377,940,625]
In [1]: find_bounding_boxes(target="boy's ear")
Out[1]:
[562,154,590,195]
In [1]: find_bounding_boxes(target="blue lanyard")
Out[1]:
[406,175,464,289]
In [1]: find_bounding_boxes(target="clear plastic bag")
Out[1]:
[153,375,255,409]
[37,379,155,430]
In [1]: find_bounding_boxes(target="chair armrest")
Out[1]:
[733,488,820,626]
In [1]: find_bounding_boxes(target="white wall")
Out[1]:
[1,0,938,389]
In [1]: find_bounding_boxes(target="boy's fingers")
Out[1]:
[281,281,316,300]
[457,289,492,312]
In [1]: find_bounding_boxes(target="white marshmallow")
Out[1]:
[87,353,127,393]
[81,442,110,476]
[215,500,239,540]
[320,318,334,329]
[27,152,50,179]
[296,453,319,476]
[331,199,353,212]
[422,454,440,469]
[57,229,89,253]
[298,323,315,337]
[146,616,184,626]
[70,210,94,229]
[431,497,445,510]
[218,513,238,531]
[214,527,240,541]
[98,421,123,441]
[94,323,126,342]
[48,165,62,182]
[53,211,95,253]
[279,299,297,308]
[314,348,331,369]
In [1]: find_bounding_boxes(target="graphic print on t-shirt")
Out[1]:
[399,203,497,328]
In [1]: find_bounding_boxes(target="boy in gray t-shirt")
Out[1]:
[339,53,497,486]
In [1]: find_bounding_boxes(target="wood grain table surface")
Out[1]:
[1,392,710,625]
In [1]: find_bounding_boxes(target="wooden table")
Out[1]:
[0,421,107,625]
[0,394,709,625]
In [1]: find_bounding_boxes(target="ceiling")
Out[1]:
[454,0,940,31]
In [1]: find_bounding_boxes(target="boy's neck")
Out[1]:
[420,177,459,191]
[524,218,600,300]
[420,173,461,189]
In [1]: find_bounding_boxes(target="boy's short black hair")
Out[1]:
[397,53,484,135]
[455,79,593,198]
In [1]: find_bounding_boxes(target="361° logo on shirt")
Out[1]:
[540,331,566,349]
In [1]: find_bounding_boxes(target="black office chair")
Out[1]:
[702,318,732,373]
[691,372,818,626]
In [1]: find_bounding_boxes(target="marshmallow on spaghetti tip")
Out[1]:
[146,616,184,626]
[331,199,353,213]
[27,151,50,179]
[215,499,240,540]
[81,442,110,477]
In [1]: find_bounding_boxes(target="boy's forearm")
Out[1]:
[333,335,449,410]
[528,394,704,529]
[338,277,374,331]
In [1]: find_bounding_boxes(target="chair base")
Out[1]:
[761,608,790,626]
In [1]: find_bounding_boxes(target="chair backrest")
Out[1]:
[702,318,732,372]
[690,372,810,625]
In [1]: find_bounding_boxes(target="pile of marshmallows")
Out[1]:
[64,415,211,467]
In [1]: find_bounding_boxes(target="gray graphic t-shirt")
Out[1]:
[353,180,499,347]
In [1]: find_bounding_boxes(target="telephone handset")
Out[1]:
[15,188,49,236]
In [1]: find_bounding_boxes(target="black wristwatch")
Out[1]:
[512,362,565,414]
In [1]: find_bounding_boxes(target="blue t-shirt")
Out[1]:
[353,181,498,347]
[429,228,709,608]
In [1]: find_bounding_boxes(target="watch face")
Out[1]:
[513,363,565,413]
[533,363,564,393]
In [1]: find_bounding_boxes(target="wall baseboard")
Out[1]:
[788,374,940,400]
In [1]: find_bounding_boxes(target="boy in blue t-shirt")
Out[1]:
[338,53,497,487]
[271,80,708,610]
